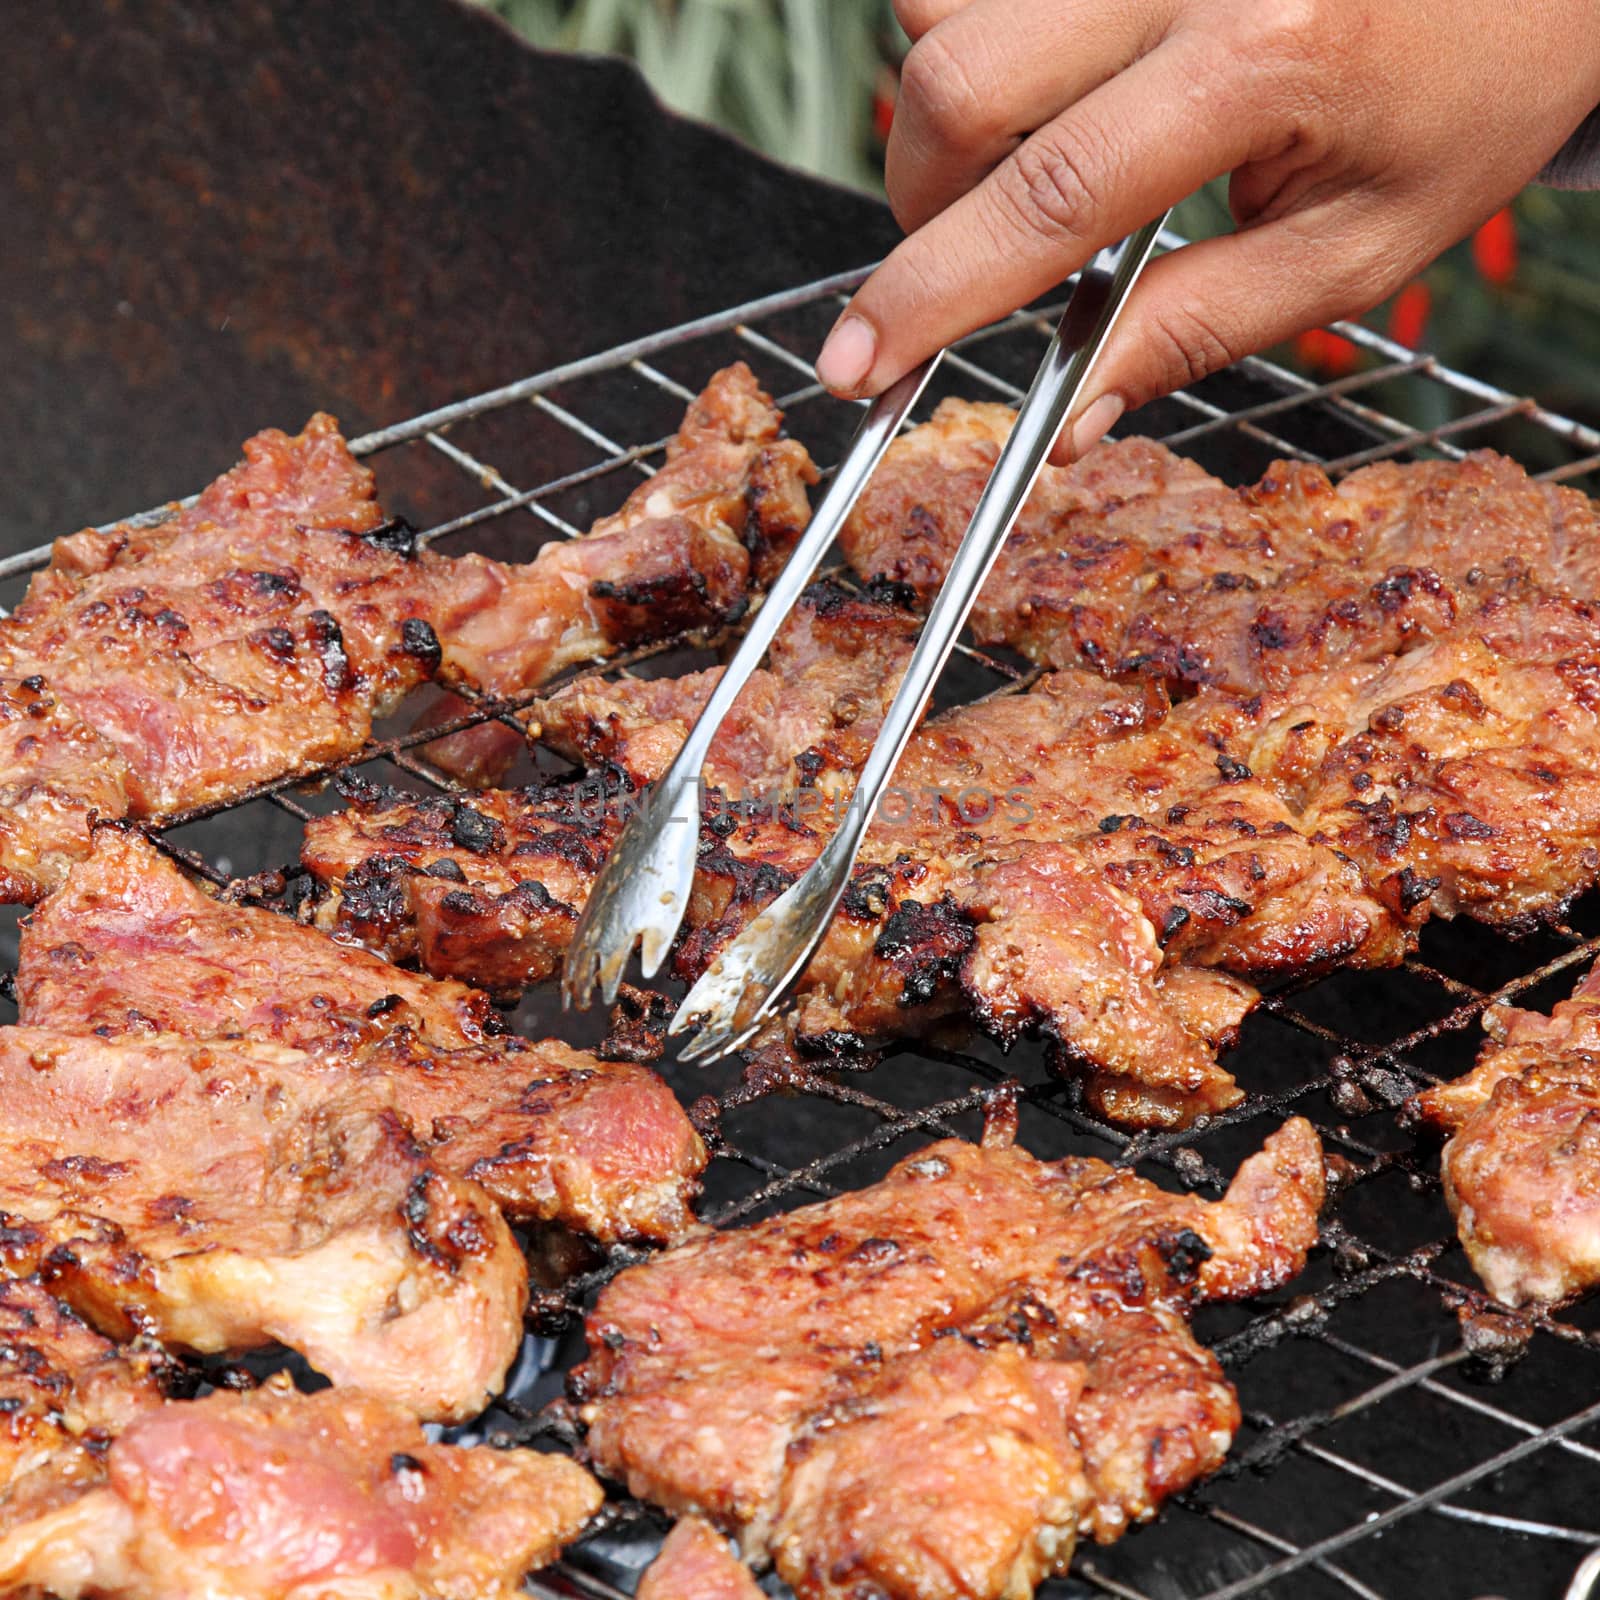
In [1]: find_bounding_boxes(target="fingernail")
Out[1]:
[816,316,877,396]
[1068,393,1125,460]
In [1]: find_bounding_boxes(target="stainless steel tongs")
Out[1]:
[562,215,1168,1060]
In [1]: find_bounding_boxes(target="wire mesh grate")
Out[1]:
[3,235,1600,1599]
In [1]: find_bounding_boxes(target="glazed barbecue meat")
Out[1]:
[0,1280,172,1537]
[1410,960,1600,1305]
[303,584,920,991]
[529,579,922,794]
[676,667,1400,1124]
[0,413,428,903]
[0,1026,525,1421]
[304,776,626,995]
[19,831,706,1245]
[0,1375,603,1600]
[308,585,1405,1125]
[841,403,1600,694]
[574,1117,1323,1600]
[1239,590,1600,928]
[0,677,133,907]
[417,359,815,783]
[638,1518,766,1600]
[0,366,812,903]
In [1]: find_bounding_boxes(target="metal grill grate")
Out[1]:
[5,231,1600,1600]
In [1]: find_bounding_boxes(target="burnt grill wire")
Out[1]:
[3,232,1600,1599]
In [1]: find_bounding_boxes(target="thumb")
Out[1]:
[1052,202,1413,465]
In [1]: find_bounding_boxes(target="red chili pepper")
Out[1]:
[1294,327,1360,377]
[1472,208,1518,286]
[1388,280,1432,349]
[872,68,898,143]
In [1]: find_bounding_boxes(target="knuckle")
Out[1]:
[1225,0,1323,56]
[998,126,1105,247]
[1146,303,1242,396]
[898,31,995,149]
[1210,0,1337,118]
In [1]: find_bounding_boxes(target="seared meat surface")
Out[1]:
[0,366,811,903]
[842,403,1600,694]
[1245,591,1600,928]
[0,1280,173,1539]
[573,1118,1323,1598]
[0,1026,525,1421]
[418,361,814,783]
[638,1517,766,1600]
[0,677,133,907]
[304,584,920,991]
[675,666,1399,1123]
[19,831,705,1245]
[0,415,426,891]
[531,579,921,794]
[1411,960,1600,1305]
[0,1375,602,1600]
[306,581,1403,1125]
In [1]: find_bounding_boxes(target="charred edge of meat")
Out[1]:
[449,804,508,856]
[839,866,896,924]
[334,854,414,933]
[398,1170,494,1271]
[800,579,867,618]
[791,1026,878,1061]
[356,517,421,558]
[742,445,810,568]
[307,610,353,695]
[1156,1227,1213,1285]
[401,1174,454,1270]
[400,618,443,674]
[858,575,923,614]
[873,896,979,1009]
[692,834,799,909]
[590,567,713,614]
[0,1211,48,1267]
[1372,566,1449,612]
[1395,866,1442,914]
[333,771,411,813]
[598,988,672,1064]
[797,577,921,621]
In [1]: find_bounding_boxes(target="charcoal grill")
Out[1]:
[4,238,1600,1600]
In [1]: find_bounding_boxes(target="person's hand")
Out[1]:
[815,0,1600,459]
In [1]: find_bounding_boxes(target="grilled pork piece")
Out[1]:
[573,1117,1324,1598]
[19,831,705,1245]
[0,1026,525,1421]
[303,584,921,990]
[0,677,133,907]
[672,666,1400,1124]
[1409,960,1600,1305]
[0,366,811,903]
[842,403,1600,694]
[0,1280,173,1537]
[308,582,1405,1124]
[638,1518,766,1600]
[1246,591,1600,928]
[0,1374,603,1600]
[0,413,426,905]
[417,360,814,783]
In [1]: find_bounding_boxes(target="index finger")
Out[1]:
[816,31,1258,398]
